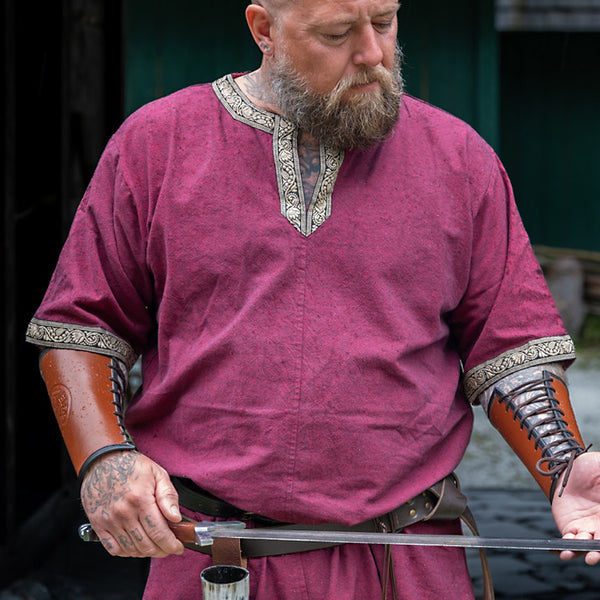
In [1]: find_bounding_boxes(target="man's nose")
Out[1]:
[352,26,384,67]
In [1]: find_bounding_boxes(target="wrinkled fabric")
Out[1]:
[30,76,567,598]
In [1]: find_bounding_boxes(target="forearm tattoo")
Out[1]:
[81,451,139,518]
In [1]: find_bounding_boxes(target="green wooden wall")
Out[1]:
[124,0,499,148]
[500,32,600,253]
[123,0,598,252]
[124,0,260,115]
[396,0,499,149]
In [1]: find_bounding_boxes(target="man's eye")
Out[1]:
[374,21,394,32]
[323,31,350,41]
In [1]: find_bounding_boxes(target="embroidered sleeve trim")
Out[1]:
[463,335,576,404]
[25,318,138,370]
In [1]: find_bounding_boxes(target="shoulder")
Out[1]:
[399,95,493,154]
[117,82,218,139]
[101,82,224,177]
[393,94,500,183]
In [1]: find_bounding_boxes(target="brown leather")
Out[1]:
[424,473,467,521]
[40,348,135,476]
[168,521,198,545]
[211,538,247,569]
[427,474,494,600]
[488,370,585,499]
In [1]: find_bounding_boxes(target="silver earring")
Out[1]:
[260,42,272,54]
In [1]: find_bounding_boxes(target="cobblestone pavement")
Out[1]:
[466,488,600,600]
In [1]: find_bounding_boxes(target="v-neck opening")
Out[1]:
[213,74,345,236]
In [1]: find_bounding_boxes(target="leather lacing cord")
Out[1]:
[497,375,590,499]
[77,357,137,484]
[108,357,131,441]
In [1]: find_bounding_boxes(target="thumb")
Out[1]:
[154,469,182,522]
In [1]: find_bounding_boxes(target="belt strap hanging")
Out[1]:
[211,537,247,570]
[425,474,494,600]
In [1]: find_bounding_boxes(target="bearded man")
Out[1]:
[26,0,600,598]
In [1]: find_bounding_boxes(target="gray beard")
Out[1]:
[269,44,404,150]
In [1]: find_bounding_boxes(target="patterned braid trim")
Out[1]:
[25,318,138,370]
[463,335,576,405]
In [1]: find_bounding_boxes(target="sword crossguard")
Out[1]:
[192,521,246,546]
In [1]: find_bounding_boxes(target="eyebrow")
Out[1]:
[317,4,400,28]
[376,3,401,17]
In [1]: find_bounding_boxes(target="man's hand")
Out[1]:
[81,450,185,558]
[552,451,600,565]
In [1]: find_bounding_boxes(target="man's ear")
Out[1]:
[245,4,275,55]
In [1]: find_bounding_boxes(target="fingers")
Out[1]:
[558,531,586,562]
[585,551,600,566]
[154,468,183,523]
[81,451,184,558]
[101,526,159,558]
[138,509,185,556]
[559,531,600,565]
[89,500,184,558]
[585,531,600,566]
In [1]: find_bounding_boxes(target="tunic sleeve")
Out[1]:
[449,155,575,404]
[25,135,153,369]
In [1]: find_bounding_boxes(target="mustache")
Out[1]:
[333,65,396,92]
[269,43,403,149]
[324,64,399,116]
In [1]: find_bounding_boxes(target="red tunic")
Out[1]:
[27,75,574,598]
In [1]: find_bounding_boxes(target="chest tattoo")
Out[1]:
[298,137,321,207]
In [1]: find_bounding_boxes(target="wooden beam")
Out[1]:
[496,0,600,31]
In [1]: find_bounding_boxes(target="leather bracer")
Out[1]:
[40,348,136,481]
[477,363,586,501]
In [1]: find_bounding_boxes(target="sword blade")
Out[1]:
[78,522,600,553]
[209,527,600,553]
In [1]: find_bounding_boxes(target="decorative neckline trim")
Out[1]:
[213,74,344,237]
[212,74,276,134]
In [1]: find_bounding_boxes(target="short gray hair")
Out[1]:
[251,0,294,15]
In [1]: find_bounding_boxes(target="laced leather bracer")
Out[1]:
[40,348,137,482]
[477,363,587,501]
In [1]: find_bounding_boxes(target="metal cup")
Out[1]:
[201,565,250,600]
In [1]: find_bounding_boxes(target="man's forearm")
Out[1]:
[40,348,137,480]
[476,362,587,501]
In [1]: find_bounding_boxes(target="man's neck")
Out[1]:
[236,69,282,115]
[235,70,323,206]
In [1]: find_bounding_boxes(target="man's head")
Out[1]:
[246,0,403,149]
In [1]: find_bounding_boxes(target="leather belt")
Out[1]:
[171,474,495,599]
[172,475,447,557]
